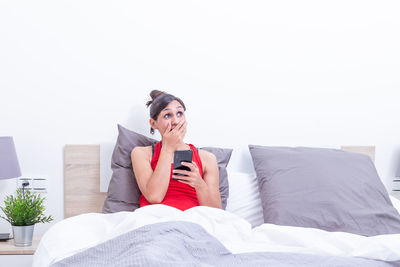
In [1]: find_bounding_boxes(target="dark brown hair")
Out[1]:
[146,90,186,134]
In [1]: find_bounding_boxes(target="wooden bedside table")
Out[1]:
[0,235,41,255]
[0,235,42,267]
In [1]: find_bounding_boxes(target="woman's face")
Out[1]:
[151,100,186,134]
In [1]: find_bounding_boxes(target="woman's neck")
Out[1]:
[161,140,190,150]
[177,143,190,150]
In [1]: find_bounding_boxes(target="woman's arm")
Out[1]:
[131,119,187,204]
[131,146,173,203]
[196,150,222,208]
[173,150,222,209]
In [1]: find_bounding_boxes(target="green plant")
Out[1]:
[0,188,53,226]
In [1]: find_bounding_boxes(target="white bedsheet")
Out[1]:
[33,205,400,267]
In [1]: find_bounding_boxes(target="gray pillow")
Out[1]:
[102,125,157,213]
[248,145,400,236]
[102,124,232,213]
[201,147,232,209]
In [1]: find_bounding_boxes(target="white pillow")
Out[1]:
[225,170,264,227]
[390,195,400,214]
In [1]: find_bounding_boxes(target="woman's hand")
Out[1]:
[161,120,187,152]
[172,161,206,190]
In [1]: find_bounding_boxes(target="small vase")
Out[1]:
[12,224,35,247]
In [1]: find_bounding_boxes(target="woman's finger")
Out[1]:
[172,175,187,181]
[181,121,187,132]
[174,120,185,133]
[179,119,186,129]
[173,168,191,176]
[171,120,184,133]
[163,121,172,136]
[177,179,190,186]
[181,122,187,136]
[181,161,197,171]
[172,175,192,183]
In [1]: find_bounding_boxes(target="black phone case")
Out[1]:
[173,150,193,178]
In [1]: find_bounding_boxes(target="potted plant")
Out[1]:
[0,188,53,246]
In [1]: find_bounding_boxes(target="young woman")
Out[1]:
[131,90,222,211]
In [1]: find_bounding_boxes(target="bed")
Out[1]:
[32,126,400,266]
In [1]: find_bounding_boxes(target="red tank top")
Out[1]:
[139,142,204,211]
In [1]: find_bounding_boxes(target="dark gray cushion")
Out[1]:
[103,124,232,213]
[248,145,400,236]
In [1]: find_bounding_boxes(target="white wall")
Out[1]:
[1,0,400,234]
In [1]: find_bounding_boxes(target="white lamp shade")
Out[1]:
[0,136,21,179]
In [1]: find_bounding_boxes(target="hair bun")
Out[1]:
[146,90,166,107]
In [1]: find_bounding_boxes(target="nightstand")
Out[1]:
[0,235,41,267]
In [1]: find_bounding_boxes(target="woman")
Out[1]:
[131,90,222,211]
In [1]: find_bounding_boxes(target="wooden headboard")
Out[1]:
[64,145,107,218]
[341,146,375,163]
[63,145,375,218]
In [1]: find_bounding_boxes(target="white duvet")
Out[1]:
[33,204,400,267]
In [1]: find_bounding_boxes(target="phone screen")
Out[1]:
[173,150,193,178]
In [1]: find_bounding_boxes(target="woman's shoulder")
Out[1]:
[131,145,153,158]
[197,148,218,175]
[198,148,217,163]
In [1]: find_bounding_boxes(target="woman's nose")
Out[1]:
[171,115,179,125]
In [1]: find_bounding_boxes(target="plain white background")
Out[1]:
[1,0,400,235]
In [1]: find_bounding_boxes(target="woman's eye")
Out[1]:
[163,112,183,119]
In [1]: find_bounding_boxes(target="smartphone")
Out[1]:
[173,149,193,179]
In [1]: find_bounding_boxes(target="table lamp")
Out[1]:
[0,136,21,240]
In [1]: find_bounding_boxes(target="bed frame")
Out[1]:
[64,145,107,218]
[63,145,375,218]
